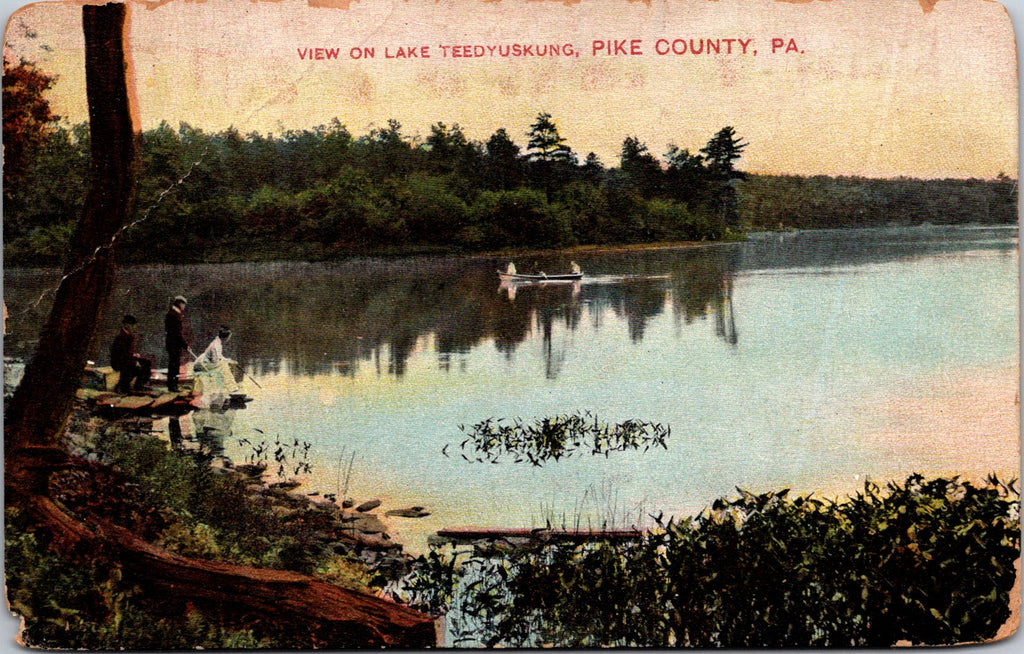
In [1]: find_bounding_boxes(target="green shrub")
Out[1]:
[84,429,328,573]
[399,475,1020,648]
[5,508,270,649]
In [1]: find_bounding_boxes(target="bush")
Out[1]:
[5,508,270,649]
[399,475,1020,647]
[5,426,387,648]
[85,428,327,572]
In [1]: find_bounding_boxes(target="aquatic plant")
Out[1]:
[237,431,313,478]
[447,411,670,466]
[397,474,1020,648]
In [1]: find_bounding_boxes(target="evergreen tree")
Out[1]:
[484,128,524,190]
[699,127,748,227]
[619,136,663,198]
[526,112,574,163]
[664,144,709,208]
[581,152,605,185]
[700,126,747,180]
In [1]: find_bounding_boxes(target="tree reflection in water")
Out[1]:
[5,246,741,382]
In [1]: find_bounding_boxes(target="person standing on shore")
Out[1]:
[164,295,190,392]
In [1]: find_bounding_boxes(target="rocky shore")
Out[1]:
[218,464,427,576]
[61,386,430,584]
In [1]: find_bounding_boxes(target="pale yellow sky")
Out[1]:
[4,0,1019,178]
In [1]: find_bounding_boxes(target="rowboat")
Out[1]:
[497,271,583,282]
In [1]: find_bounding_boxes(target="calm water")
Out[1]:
[5,225,1019,551]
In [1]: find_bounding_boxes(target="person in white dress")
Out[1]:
[192,326,238,405]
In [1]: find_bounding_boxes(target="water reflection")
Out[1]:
[5,248,740,380]
[156,405,238,462]
[4,226,1015,383]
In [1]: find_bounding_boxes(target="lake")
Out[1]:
[4,225,1019,552]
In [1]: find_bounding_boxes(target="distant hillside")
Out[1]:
[739,174,1017,230]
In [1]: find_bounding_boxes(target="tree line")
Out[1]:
[739,173,1017,230]
[4,58,747,264]
[3,57,1016,267]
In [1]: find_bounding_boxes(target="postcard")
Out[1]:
[2,0,1020,648]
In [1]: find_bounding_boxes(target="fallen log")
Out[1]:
[436,525,644,542]
[8,453,437,648]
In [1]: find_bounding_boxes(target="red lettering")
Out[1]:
[592,39,643,56]
[385,46,431,58]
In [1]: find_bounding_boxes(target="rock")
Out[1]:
[355,499,381,513]
[271,505,299,518]
[329,541,356,555]
[341,498,354,508]
[352,514,387,534]
[353,532,401,552]
[312,499,341,514]
[235,464,266,478]
[375,554,411,577]
[385,508,431,518]
[286,491,313,507]
[270,480,302,491]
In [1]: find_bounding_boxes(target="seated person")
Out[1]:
[193,326,239,404]
[110,314,152,393]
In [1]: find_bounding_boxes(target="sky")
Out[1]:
[2,0,1019,179]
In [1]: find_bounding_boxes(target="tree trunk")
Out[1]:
[5,3,137,458]
[4,4,436,647]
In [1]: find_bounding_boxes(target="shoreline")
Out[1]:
[5,220,1017,270]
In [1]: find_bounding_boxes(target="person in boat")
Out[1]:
[164,295,191,392]
[110,314,153,394]
[505,262,517,275]
[570,261,581,274]
[192,326,239,405]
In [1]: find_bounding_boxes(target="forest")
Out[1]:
[3,55,1017,267]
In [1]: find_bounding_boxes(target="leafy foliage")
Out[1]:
[3,60,1016,266]
[739,173,1018,229]
[5,508,270,649]
[397,475,1020,648]
[450,411,670,465]
[5,423,393,648]
[2,55,60,187]
[5,106,748,264]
